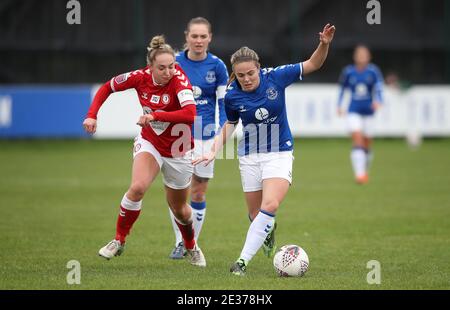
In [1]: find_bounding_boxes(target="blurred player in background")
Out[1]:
[83,35,206,267]
[337,45,384,184]
[194,24,336,275]
[167,17,229,259]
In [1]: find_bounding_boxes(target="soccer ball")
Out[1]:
[273,245,309,277]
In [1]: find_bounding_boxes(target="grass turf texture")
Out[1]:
[0,138,449,289]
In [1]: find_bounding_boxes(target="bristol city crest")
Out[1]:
[162,94,170,105]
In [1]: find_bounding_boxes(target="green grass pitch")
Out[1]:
[0,138,449,289]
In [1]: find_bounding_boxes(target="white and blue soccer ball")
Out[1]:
[273,245,309,277]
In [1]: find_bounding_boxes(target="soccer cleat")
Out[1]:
[98,239,124,260]
[262,221,277,258]
[356,174,369,185]
[230,258,247,276]
[169,241,187,259]
[186,245,206,267]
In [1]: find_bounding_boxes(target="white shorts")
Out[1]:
[193,138,215,179]
[347,113,375,137]
[238,151,294,192]
[133,135,193,190]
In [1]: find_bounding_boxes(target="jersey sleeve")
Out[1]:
[337,67,350,107]
[372,65,384,104]
[271,63,302,88]
[86,81,113,119]
[215,59,229,89]
[173,67,195,108]
[152,104,196,124]
[224,94,239,124]
[216,59,229,127]
[86,69,143,119]
[217,93,227,127]
[109,70,143,93]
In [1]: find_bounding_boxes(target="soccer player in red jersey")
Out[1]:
[83,35,206,267]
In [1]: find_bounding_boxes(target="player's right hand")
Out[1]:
[337,108,344,117]
[137,114,155,127]
[83,118,97,134]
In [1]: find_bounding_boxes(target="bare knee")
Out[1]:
[260,199,280,214]
[191,176,209,202]
[191,188,206,202]
[352,133,364,147]
[171,204,192,224]
[363,137,372,149]
[128,181,147,201]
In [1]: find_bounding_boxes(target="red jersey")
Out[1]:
[96,65,195,158]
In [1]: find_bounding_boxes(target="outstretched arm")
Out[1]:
[372,67,384,112]
[302,23,336,76]
[83,82,113,134]
[192,121,237,167]
[83,71,140,134]
[337,68,349,116]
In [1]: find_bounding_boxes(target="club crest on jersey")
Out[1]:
[205,71,216,83]
[255,108,269,121]
[134,143,142,153]
[266,87,278,100]
[355,83,368,97]
[192,86,202,99]
[150,95,160,104]
[162,94,170,105]
[114,72,130,84]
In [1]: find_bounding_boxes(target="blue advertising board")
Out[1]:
[0,86,92,138]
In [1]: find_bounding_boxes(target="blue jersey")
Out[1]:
[337,64,384,115]
[225,63,302,156]
[176,51,228,140]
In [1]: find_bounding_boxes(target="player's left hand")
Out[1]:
[192,151,216,167]
[319,23,336,44]
[136,114,155,127]
[372,101,382,111]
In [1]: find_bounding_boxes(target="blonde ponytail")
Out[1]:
[146,35,175,65]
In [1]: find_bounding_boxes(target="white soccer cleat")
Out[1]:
[98,239,124,260]
[186,245,206,267]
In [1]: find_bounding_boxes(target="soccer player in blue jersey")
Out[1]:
[167,17,229,259]
[194,23,336,275]
[337,45,384,184]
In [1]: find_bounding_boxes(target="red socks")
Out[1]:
[175,220,196,250]
[115,194,142,243]
[115,206,141,244]
[113,194,194,250]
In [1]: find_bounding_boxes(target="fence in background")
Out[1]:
[1,85,449,139]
